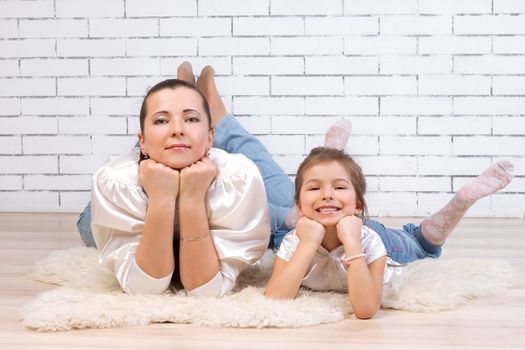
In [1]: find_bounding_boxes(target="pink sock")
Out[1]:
[324,120,352,151]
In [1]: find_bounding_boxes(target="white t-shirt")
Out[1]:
[276,226,401,292]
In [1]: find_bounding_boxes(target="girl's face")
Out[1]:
[138,87,213,169]
[298,161,360,227]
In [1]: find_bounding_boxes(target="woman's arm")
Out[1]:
[264,217,325,299]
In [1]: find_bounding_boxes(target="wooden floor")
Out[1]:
[1,213,524,350]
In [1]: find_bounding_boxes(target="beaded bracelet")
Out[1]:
[340,253,366,265]
[180,233,209,242]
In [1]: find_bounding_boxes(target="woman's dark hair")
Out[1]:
[138,79,212,162]
[294,146,368,220]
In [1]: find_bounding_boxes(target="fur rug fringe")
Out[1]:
[21,247,517,331]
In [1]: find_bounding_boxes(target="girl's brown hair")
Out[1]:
[294,147,368,220]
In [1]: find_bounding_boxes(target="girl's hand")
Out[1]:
[336,215,363,246]
[295,216,325,249]
[139,159,180,202]
[179,156,217,200]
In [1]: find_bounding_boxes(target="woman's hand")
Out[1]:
[336,215,363,246]
[139,159,180,202]
[179,156,217,200]
[295,216,325,249]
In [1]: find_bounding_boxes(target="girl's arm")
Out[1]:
[178,156,221,292]
[264,217,325,299]
[337,216,386,319]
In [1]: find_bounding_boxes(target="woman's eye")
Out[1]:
[153,119,167,124]
[186,116,200,123]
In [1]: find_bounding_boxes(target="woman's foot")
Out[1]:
[196,65,227,128]
[177,61,196,85]
[324,119,352,151]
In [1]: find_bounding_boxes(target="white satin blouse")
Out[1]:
[90,147,270,297]
[276,226,403,292]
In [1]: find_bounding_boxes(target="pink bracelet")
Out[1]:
[340,253,366,265]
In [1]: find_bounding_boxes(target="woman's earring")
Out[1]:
[142,151,149,160]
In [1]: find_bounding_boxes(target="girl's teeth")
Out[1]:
[319,207,338,213]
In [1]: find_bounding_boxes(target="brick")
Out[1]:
[455,15,525,35]
[419,75,491,95]
[493,117,525,135]
[24,175,91,190]
[306,56,378,75]
[454,97,525,115]
[419,0,491,14]
[234,17,303,36]
[453,136,524,156]
[493,77,525,95]
[0,1,54,19]
[381,97,452,115]
[59,116,127,135]
[345,76,416,95]
[258,135,304,155]
[0,176,22,190]
[160,18,231,37]
[365,192,418,216]
[21,58,88,77]
[418,156,491,175]
[161,57,232,76]
[236,116,271,134]
[126,0,195,17]
[0,78,55,97]
[59,191,92,212]
[272,77,343,96]
[0,155,57,174]
[58,78,126,97]
[381,55,451,74]
[0,191,58,211]
[272,37,342,55]
[351,116,416,135]
[380,136,452,155]
[272,116,342,135]
[419,36,491,54]
[455,56,525,74]
[306,97,378,115]
[91,97,142,116]
[345,36,416,54]
[305,135,379,155]
[494,0,525,13]
[199,0,268,16]
[305,17,377,35]
[90,19,158,38]
[344,0,418,15]
[0,116,57,135]
[491,194,525,217]
[216,76,270,96]
[19,19,87,38]
[56,0,124,17]
[0,39,55,58]
[60,155,111,174]
[0,19,17,38]
[92,135,141,155]
[234,97,304,115]
[200,38,270,56]
[357,155,418,175]
[0,99,20,115]
[0,136,21,154]
[0,60,18,76]
[127,38,197,57]
[494,36,525,54]
[271,0,341,15]
[381,15,451,35]
[22,97,89,115]
[233,57,303,75]
[91,58,160,76]
[273,155,305,174]
[23,136,90,154]
[127,77,171,97]
[57,39,126,57]
[380,176,451,192]
[418,117,491,135]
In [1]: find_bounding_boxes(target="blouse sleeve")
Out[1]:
[186,149,271,297]
[361,226,388,265]
[90,149,173,295]
[275,229,299,262]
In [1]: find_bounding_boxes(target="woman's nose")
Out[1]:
[171,119,184,136]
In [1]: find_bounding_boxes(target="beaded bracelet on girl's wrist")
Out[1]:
[340,253,366,265]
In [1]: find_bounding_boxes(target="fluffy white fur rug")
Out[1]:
[21,247,517,331]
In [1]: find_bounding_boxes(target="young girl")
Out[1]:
[90,74,272,297]
[264,147,513,319]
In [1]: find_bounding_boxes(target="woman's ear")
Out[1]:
[138,132,148,156]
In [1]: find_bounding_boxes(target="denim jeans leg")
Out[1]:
[77,202,97,247]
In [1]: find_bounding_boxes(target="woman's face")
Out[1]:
[138,87,213,169]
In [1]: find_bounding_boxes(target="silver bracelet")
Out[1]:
[180,233,209,242]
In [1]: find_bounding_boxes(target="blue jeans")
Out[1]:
[77,113,295,249]
[364,219,442,264]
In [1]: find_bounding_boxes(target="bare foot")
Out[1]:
[196,65,227,128]
[177,61,195,85]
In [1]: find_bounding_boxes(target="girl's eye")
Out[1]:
[335,186,347,190]
[307,187,320,191]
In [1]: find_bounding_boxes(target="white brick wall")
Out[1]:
[0,0,522,217]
